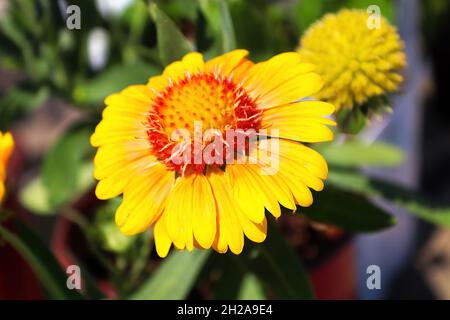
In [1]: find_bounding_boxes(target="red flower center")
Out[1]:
[146,72,261,174]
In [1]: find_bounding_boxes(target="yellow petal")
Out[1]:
[164,175,196,251]
[242,52,323,108]
[162,52,205,83]
[208,171,244,255]
[162,173,217,250]
[226,164,275,222]
[261,100,335,143]
[91,120,147,146]
[93,140,152,180]
[115,164,174,235]
[0,132,14,169]
[181,52,204,73]
[255,167,297,211]
[256,73,323,109]
[239,215,267,244]
[0,181,5,204]
[104,85,154,112]
[91,85,153,147]
[204,49,249,76]
[276,139,329,180]
[147,75,170,93]
[192,175,217,249]
[264,100,335,116]
[95,155,158,200]
[154,216,172,258]
[0,166,4,184]
[253,139,328,206]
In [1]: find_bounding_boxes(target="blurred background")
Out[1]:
[0,0,450,300]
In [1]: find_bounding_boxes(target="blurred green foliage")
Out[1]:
[0,0,398,126]
[0,220,83,299]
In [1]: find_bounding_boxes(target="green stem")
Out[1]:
[128,230,153,285]
[61,207,115,274]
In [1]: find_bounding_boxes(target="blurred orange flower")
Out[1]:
[0,132,14,204]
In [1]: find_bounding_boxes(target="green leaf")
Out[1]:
[73,62,160,108]
[158,0,199,22]
[336,106,367,134]
[336,95,393,134]
[199,0,236,54]
[318,141,404,168]
[365,95,393,115]
[42,126,94,210]
[346,0,395,22]
[374,184,450,226]
[94,199,134,254]
[149,2,193,66]
[303,186,396,232]
[20,163,93,215]
[294,0,325,34]
[327,169,375,195]
[225,0,292,55]
[19,176,52,215]
[0,12,29,49]
[72,259,106,300]
[129,250,210,299]
[0,220,83,299]
[328,169,450,226]
[123,0,148,44]
[238,273,266,300]
[240,220,314,299]
[0,85,49,130]
[212,255,266,299]
[0,13,36,75]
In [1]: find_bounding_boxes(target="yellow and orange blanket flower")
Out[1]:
[0,131,14,204]
[91,50,335,257]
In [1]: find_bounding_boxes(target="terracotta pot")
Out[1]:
[51,215,117,299]
[0,222,43,300]
[309,241,356,299]
[279,214,356,300]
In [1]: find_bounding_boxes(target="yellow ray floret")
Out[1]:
[91,50,335,257]
[0,131,14,204]
[298,9,407,111]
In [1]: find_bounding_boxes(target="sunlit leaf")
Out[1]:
[20,163,93,216]
[303,186,396,232]
[199,0,236,54]
[42,126,94,210]
[94,199,134,254]
[317,141,404,168]
[213,255,266,299]
[328,169,450,226]
[129,250,210,300]
[240,220,314,299]
[19,176,52,215]
[149,2,193,66]
[238,273,265,300]
[73,62,160,108]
